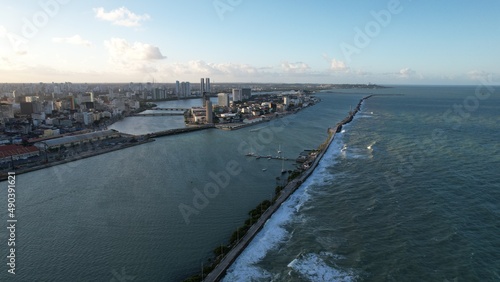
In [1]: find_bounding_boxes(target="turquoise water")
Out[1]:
[225,86,500,281]
[1,86,499,281]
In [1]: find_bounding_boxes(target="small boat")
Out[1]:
[262,168,267,171]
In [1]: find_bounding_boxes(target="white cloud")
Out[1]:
[52,35,93,48]
[330,58,349,72]
[104,38,165,73]
[171,60,260,76]
[322,54,349,72]
[104,38,165,61]
[281,61,310,73]
[399,67,416,78]
[94,7,150,27]
[0,25,29,55]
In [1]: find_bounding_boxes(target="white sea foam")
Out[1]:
[223,130,345,281]
[223,187,308,281]
[367,141,376,150]
[287,252,356,282]
[357,114,373,118]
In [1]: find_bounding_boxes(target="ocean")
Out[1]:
[224,85,500,281]
[1,86,498,281]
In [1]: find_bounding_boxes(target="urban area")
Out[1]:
[0,79,328,177]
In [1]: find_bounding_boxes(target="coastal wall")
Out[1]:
[0,125,214,181]
[0,139,154,181]
[203,95,372,282]
[148,124,214,138]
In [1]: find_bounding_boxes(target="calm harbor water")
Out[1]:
[1,86,499,281]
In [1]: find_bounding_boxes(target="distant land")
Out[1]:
[0,82,388,96]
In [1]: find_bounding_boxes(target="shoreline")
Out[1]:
[0,124,217,181]
[0,138,154,181]
[202,95,372,282]
[0,101,318,181]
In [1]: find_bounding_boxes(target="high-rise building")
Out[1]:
[241,88,251,100]
[200,78,205,94]
[175,80,180,96]
[206,100,213,124]
[232,89,242,102]
[206,78,211,93]
[218,93,229,107]
[283,96,290,106]
[69,96,75,110]
[180,82,191,98]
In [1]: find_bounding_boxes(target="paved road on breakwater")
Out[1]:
[204,95,372,282]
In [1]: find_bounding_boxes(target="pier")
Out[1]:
[244,153,294,161]
[203,95,372,282]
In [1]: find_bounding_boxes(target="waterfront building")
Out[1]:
[283,96,290,107]
[153,88,167,100]
[180,82,191,98]
[206,100,213,124]
[218,93,229,107]
[175,80,180,96]
[34,130,120,150]
[190,107,206,123]
[0,145,39,164]
[232,89,242,102]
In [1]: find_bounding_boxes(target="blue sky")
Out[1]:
[0,0,498,84]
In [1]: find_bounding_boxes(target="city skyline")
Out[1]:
[0,0,499,85]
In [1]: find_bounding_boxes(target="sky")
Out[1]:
[0,0,499,85]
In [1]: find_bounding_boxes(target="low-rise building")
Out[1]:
[34,130,120,150]
[0,145,39,164]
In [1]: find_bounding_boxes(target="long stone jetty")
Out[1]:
[203,95,372,282]
[147,124,214,138]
